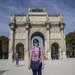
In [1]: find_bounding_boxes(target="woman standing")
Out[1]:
[28,39,44,75]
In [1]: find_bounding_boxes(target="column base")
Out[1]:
[46,52,51,60]
[24,51,29,61]
[8,52,13,63]
[63,51,66,59]
[59,51,63,59]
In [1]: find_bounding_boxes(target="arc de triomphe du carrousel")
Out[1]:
[8,8,66,61]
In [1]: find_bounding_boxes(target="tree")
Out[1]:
[66,31,75,57]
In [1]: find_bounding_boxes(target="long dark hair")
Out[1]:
[33,39,39,46]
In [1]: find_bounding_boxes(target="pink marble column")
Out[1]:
[25,24,29,51]
[46,24,51,59]
[60,24,66,59]
[25,23,30,61]
[25,30,29,51]
[9,25,15,62]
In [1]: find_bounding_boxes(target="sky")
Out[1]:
[0,0,75,38]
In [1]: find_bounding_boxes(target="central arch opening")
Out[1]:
[51,43,59,60]
[30,32,45,49]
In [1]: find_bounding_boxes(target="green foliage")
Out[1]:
[66,31,75,57]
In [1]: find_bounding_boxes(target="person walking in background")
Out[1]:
[28,39,44,75]
[16,52,19,65]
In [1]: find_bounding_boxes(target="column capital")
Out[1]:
[59,22,65,30]
[45,23,51,30]
[25,23,31,30]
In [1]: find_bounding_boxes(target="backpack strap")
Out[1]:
[39,47,40,59]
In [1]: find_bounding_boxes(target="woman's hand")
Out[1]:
[42,63,44,70]
[41,50,44,70]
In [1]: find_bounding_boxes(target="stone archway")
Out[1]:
[51,42,59,60]
[30,32,45,49]
[16,43,24,60]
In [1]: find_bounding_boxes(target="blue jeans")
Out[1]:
[32,67,42,75]
[16,58,19,65]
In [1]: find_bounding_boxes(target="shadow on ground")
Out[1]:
[0,70,7,75]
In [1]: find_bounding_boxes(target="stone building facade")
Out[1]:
[9,8,66,61]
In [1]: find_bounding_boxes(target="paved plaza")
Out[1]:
[0,58,75,75]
